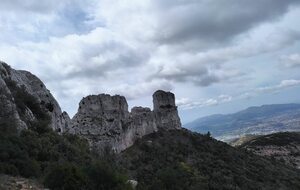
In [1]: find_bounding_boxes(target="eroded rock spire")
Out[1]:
[69,90,182,153]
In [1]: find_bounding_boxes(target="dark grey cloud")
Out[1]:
[152,63,229,87]
[155,67,240,87]
[154,0,300,48]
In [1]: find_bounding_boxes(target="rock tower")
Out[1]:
[69,90,181,153]
[153,90,181,130]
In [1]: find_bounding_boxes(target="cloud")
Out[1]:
[0,27,150,80]
[151,29,300,86]
[177,94,232,110]
[218,95,233,103]
[257,79,300,93]
[0,0,90,14]
[0,0,64,13]
[153,0,300,48]
[179,79,300,110]
[108,80,173,100]
[0,0,94,44]
[237,79,300,100]
[280,53,300,68]
[1,0,300,117]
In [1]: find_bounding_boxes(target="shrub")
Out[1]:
[44,163,87,190]
[85,161,132,190]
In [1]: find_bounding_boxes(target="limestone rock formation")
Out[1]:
[0,62,70,132]
[153,90,181,130]
[0,62,182,152]
[70,94,130,150]
[69,90,181,152]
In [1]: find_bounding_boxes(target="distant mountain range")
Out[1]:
[185,104,300,141]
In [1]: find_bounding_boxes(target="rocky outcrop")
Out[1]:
[70,94,131,152]
[69,90,181,153]
[0,62,70,132]
[0,67,26,129]
[153,90,181,130]
[0,62,182,152]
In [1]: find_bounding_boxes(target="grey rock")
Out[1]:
[127,180,138,189]
[0,62,182,153]
[0,69,27,130]
[70,95,157,153]
[0,62,69,132]
[70,90,181,153]
[153,90,181,130]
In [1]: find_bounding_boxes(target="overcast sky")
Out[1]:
[1,0,300,124]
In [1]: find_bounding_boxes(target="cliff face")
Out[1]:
[0,62,70,132]
[153,90,181,130]
[0,62,181,153]
[69,90,181,153]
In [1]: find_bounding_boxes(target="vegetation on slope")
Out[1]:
[0,78,132,190]
[240,132,300,147]
[119,129,300,190]
[239,132,300,169]
[228,134,260,147]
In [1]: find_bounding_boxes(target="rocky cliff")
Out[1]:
[69,90,181,153]
[0,62,181,153]
[0,62,70,132]
[153,90,181,130]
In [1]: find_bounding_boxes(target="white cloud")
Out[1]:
[151,29,300,86]
[177,95,232,110]
[178,79,300,110]
[236,79,300,100]
[257,79,300,93]
[280,53,300,67]
[218,95,233,103]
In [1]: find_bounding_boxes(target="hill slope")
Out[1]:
[119,129,300,190]
[185,104,300,140]
[239,132,300,169]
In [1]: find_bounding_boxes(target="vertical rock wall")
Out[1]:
[0,62,182,153]
[0,62,70,132]
[70,90,181,153]
[153,90,182,130]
